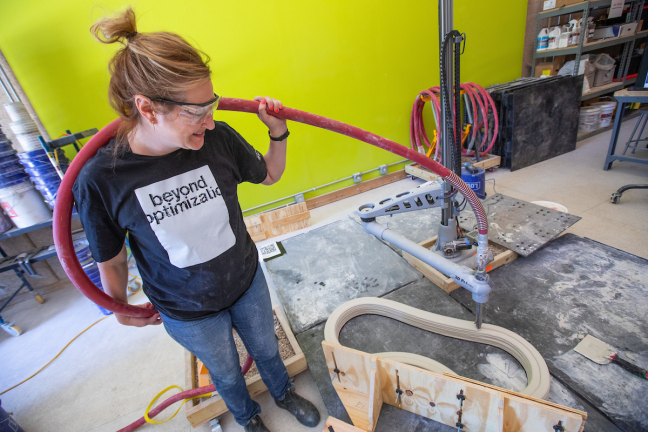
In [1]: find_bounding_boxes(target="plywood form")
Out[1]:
[184,308,307,427]
[402,236,517,294]
[323,416,366,432]
[322,342,587,432]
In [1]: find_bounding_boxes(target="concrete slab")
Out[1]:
[451,234,648,432]
[265,218,422,334]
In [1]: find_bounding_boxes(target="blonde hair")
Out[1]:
[90,8,211,145]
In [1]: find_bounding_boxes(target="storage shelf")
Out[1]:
[535,31,648,59]
[538,1,589,19]
[581,82,625,100]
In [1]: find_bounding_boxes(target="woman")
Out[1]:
[75,8,320,432]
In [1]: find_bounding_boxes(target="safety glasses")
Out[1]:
[146,93,221,125]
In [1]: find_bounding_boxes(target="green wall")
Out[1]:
[0,1,526,214]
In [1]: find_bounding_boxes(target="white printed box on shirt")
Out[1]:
[134,165,235,268]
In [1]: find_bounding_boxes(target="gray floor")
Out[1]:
[0,118,646,431]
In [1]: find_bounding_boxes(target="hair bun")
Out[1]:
[90,7,138,45]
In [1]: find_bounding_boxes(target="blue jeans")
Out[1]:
[161,264,291,425]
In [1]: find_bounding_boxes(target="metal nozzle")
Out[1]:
[475,302,483,329]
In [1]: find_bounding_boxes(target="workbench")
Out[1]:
[604,88,648,170]
[267,215,648,431]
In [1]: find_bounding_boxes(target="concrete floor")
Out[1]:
[0,118,646,432]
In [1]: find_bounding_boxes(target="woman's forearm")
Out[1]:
[263,137,288,185]
[97,244,130,319]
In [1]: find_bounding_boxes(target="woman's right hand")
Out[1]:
[115,302,162,327]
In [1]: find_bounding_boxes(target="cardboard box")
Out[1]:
[620,23,638,37]
[593,25,621,40]
[534,56,566,77]
[544,0,583,11]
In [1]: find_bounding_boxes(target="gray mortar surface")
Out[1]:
[266,219,422,334]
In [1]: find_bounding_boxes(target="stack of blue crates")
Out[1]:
[18,149,69,209]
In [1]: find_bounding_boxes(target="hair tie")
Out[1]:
[126,32,138,41]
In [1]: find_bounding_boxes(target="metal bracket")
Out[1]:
[378,164,388,175]
[357,181,445,221]
[352,173,362,183]
[16,253,40,278]
[294,193,305,204]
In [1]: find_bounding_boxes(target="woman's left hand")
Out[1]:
[254,96,287,138]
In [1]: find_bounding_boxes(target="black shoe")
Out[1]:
[244,415,270,432]
[274,388,321,427]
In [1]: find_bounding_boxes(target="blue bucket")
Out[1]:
[31,173,60,188]
[0,173,29,187]
[24,166,57,177]
[0,166,26,178]
[461,166,486,200]
[17,159,50,169]
[0,155,20,167]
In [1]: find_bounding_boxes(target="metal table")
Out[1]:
[604,88,648,170]
[0,215,80,336]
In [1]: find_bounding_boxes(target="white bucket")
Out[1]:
[15,133,42,152]
[590,100,617,128]
[0,182,51,228]
[532,201,568,213]
[4,102,30,123]
[9,120,38,135]
[579,106,601,133]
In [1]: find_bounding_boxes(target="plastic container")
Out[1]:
[579,106,602,132]
[537,28,549,51]
[532,201,568,213]
[460,166,486,200]
[0,182,52,228]
[590,99,618,128]
[548,27,561,50]
[593,65,617,87]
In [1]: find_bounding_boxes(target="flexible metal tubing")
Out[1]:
[53,98,488,431]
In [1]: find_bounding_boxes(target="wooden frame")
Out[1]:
[323,416,367,432]
[322,342,587,432]
[184,307,308,427]
[405,154,501,182]
[305,170,408,210]
[402,236,518,294]
[244,202,311,242]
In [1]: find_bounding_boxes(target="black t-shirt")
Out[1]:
[73,121,268,320]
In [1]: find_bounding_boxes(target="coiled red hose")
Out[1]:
[53,98,488,430]
[410,82,498,158]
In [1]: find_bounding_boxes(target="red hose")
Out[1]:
[410,83,498,159]
[53,98,488,431]
[117,355,254,432]
[54,98,489,317]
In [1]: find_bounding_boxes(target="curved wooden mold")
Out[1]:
[322,298,586,432]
